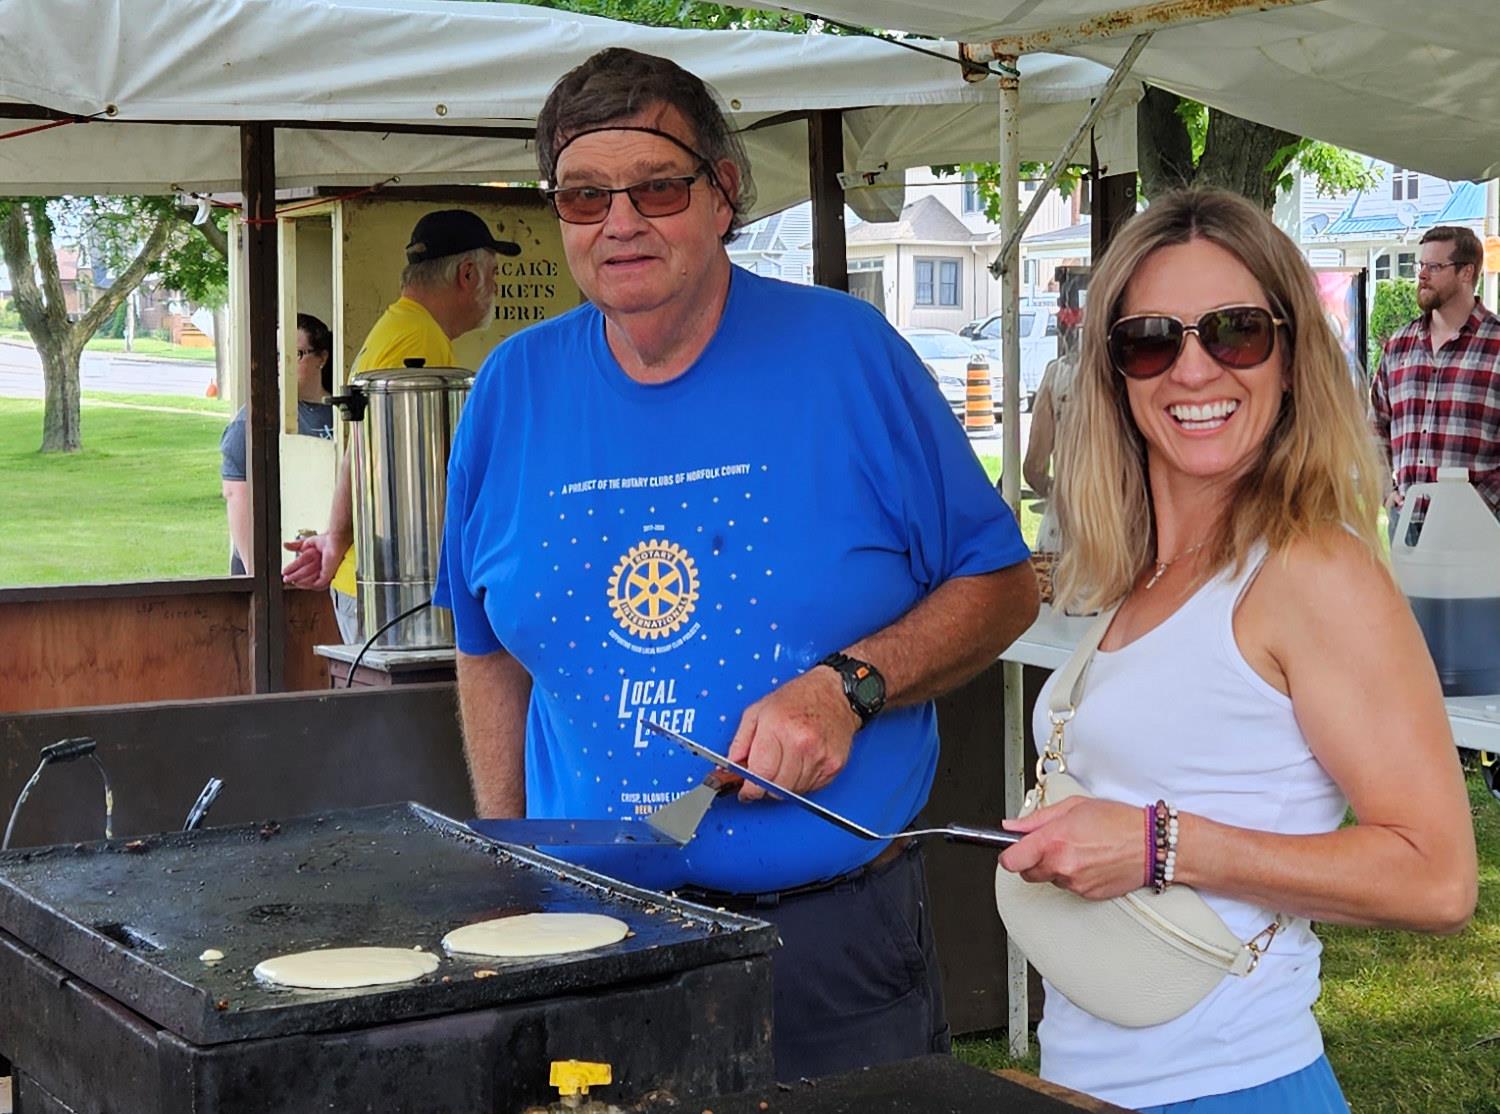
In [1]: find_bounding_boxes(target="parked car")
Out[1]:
[959,309,1056,410]
[897,327,996,421]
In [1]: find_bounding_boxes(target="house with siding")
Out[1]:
[1295,163,1488,281]
[726,203,816,284]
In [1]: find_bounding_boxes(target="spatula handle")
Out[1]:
[940,823,1023,848]
[705,768,744,795]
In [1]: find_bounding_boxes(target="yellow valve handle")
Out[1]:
[549,1060,612,1097]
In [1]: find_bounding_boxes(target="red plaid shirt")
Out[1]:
[1371,300,1500,518]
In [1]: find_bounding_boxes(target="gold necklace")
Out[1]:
[1144,542,1206,591]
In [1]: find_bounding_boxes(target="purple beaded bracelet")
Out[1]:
[1144,803,1157,889]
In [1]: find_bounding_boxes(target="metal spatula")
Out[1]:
[644,765,743,844]
[640,720,1021,849]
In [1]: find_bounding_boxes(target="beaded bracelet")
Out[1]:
[1143,803,1157,889]
[1152,799,1180,894]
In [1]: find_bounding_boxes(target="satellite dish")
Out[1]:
[1395,201,1420,229]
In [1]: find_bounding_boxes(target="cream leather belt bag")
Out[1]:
[994,607,1282,1028]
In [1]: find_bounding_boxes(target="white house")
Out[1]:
[838,168,1088,328]
[726,203,816,284]
[1295,162,1489,282]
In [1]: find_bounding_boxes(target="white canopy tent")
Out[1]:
[745,0,1500,182]
[0,0,1140,219]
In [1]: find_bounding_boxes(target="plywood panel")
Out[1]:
[0,594,249,713]
[283,588,339,691]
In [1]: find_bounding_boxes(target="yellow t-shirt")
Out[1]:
[331,297,457,596]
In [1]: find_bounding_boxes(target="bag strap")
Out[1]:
[1035,605,1117,781]
[1038,605,1291,968]
[1046,605,1119,718]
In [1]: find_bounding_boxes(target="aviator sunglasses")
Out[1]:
[1108,304,1286,379]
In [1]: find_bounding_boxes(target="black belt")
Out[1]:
[677,837,916,912]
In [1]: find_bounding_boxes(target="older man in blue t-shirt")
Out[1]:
[435,48,1038,1082]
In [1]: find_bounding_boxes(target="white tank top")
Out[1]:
[1031,545,1349,1109]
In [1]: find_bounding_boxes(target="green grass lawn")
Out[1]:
[84,390,233,416]
[976,451,1043,547]
[0,398,230,585]
[958,774,1500,1112]
[1,331,216,362]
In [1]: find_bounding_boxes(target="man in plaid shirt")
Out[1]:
[1372,224,1500,538]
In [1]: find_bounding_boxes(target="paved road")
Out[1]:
[0,340,214,400]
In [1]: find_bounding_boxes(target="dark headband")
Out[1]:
[551,125,731,206]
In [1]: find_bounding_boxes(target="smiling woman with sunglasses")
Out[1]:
[997,189,1477,1113]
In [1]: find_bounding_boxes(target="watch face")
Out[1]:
[852,673,884,706]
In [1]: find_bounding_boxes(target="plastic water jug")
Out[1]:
[1391,467,1500,696]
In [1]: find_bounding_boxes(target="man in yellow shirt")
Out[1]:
[283,209,518,641]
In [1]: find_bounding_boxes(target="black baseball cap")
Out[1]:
[405,209,521,262]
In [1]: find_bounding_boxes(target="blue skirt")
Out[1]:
[1137,1056,1349,1114]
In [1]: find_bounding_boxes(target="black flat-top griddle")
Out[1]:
[0,801,776,1045]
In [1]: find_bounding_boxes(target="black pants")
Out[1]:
[698,843,951,1082]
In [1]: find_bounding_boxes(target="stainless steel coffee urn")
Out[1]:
[332,359,474,649]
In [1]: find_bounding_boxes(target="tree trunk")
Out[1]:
[1137,86,1196,201]
[1137,88,1299,212]
[0,199,177,452]
[39,340,83,452]
[1194,108,1298,213]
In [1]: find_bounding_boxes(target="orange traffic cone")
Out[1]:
[205,380,219,398]
[964,357,995,435]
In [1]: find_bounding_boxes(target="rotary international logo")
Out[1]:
[608,540,700,640]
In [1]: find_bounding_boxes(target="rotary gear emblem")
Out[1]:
[608,540,700,640]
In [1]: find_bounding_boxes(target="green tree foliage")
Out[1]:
[947,92,1382,225]
[506,0,811,30]
[929,161,1086,228]
[1368,278,1420,375]
[0,195,227,452]
[1140,91,1379,209]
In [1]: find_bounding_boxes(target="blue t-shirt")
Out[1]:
[436,269,1029,892]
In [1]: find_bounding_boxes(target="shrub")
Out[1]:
[1368,278,1419,375]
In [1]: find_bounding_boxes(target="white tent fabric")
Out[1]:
[0,0,1138,217]
[740,0,1500,182]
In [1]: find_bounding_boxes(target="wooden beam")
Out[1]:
[1091,136,1138,259]
[241,123,285,693]
[806,110,848,292]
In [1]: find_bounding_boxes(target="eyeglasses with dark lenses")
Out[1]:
[1107,305,1285,379]
[545,170,706,225]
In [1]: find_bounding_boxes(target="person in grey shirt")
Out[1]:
[219,312,334,575]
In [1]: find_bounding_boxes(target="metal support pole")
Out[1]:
[996,55,1030,1060]
[986,33,1151,275]
[241,122,285,693]
[1485,178,1498,311]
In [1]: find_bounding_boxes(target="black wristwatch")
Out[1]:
[820,652,886,726]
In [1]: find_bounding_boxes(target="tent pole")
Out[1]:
[1485,180,1498,311]
[995,53,1030,1060]
[982,33,1150,273]
[807,110,849,291]
[241,122,285,693]
[966,0,1317,58]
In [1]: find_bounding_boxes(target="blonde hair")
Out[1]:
[1053,188,1384,612]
